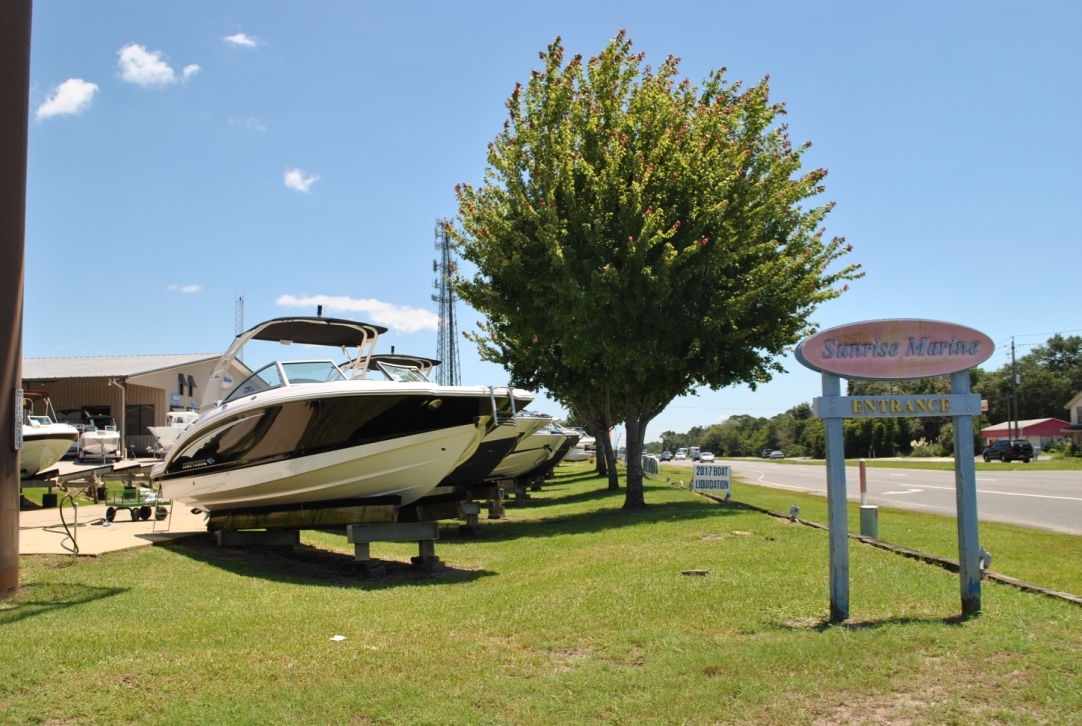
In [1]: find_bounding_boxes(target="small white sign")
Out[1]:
[14,388,23,451]
[692,463,730,495]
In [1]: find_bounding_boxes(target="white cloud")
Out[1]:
[223,33,259,48]
[283,168,319,192]
[276,294,439,334]
[229,117,266,132]
[36,78,99,120]
[117,43,197,88]
[168,284,202,293]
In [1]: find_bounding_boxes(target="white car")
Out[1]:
[768,450,784,459]
[699,452,715,462]
[674,452,687,460]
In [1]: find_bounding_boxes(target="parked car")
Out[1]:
[660,451,672,461]
[982,439,1034,463]
[674,452,687,461]
[760,449,773,458]
[699,451,715,462]
[768,450,785,459]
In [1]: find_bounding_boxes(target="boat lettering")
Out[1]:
[181,457,216,471]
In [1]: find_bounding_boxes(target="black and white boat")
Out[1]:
[357,353,542,494]
[152,317,524,513]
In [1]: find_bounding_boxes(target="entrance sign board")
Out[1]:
[795,319,994,380]
[814,394,983,419]
[692,463,730,496]
[796,319,989,622]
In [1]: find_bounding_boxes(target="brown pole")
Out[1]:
[0,0,32,600]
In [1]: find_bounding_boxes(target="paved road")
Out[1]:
[670,459,1082,535]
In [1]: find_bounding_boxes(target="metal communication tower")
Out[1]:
[432,219,461,386]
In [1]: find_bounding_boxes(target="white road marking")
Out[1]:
[882,488,923,495]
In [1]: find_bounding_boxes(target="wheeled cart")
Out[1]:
[104,486,169,522]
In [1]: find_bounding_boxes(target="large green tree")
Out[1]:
[976,335,1082,424]
[452,32,861,508]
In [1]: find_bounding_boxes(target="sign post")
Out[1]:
[796,319,994,620]
[821,372,849,622]
[951,370,982,616]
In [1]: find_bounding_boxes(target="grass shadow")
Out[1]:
[0,581,127,626]
[161,533,496,590]
[776,613,972,632]
[466,494,742,543]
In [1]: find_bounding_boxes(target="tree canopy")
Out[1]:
[451,32,861,507]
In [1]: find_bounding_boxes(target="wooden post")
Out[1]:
[822,372,849,622]
[951,370,982,616]
[0,0,32,601]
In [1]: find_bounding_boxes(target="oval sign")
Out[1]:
[795,319,994,380]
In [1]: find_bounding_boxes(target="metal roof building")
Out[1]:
[22,354,250,457]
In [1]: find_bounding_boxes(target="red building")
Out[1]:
[979,418,1069,449]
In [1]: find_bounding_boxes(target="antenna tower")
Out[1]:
[432,219,461,385]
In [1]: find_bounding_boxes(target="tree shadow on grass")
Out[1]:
[160,533,496,590]
[0,581,127,626]
[465,492,742,543]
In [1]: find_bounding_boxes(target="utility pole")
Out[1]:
[1011,337,1019,439]
[0,0,32,601]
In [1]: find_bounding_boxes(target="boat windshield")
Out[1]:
[375,362,432,383]
[280,361,348,384]
[26,415,52,427]
[223,360,347,402]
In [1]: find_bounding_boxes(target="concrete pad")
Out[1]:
[19,501,208,556]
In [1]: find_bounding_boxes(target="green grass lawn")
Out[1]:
[3,462,1079,724]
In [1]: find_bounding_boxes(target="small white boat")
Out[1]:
[559,428,595,462]
[77,415,122,461]
[20,391,80,477]
[147,410,199,453]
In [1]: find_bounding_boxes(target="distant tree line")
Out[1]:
[647,335,1082,459]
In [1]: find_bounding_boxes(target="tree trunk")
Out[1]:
[594,427,620,490]
[622,404,648,509]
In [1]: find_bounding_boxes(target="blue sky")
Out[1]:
[24,1,1080,445]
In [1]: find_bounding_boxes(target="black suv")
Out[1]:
[982,439,1034,463]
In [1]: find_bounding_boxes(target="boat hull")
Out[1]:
[20,430,78,477]
[489,431,565,479]
[158,423,484,512]
[155,386,493,512]
[147,425,187,451]
[78,432,121,460]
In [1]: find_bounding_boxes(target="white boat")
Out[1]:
[359,353,543,493]
[20,391,80,477]
[146,410,199,453]
[559,428,595,462]
[152,316,527,513]
[76,415,122,461]
[488,422,566,479]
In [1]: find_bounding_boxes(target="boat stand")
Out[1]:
[348,522,441,576]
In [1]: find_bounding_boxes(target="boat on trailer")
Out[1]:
[20,391,80,477]
[151,316,526,513]
[147,410,200,454]
[76,414,122,461]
